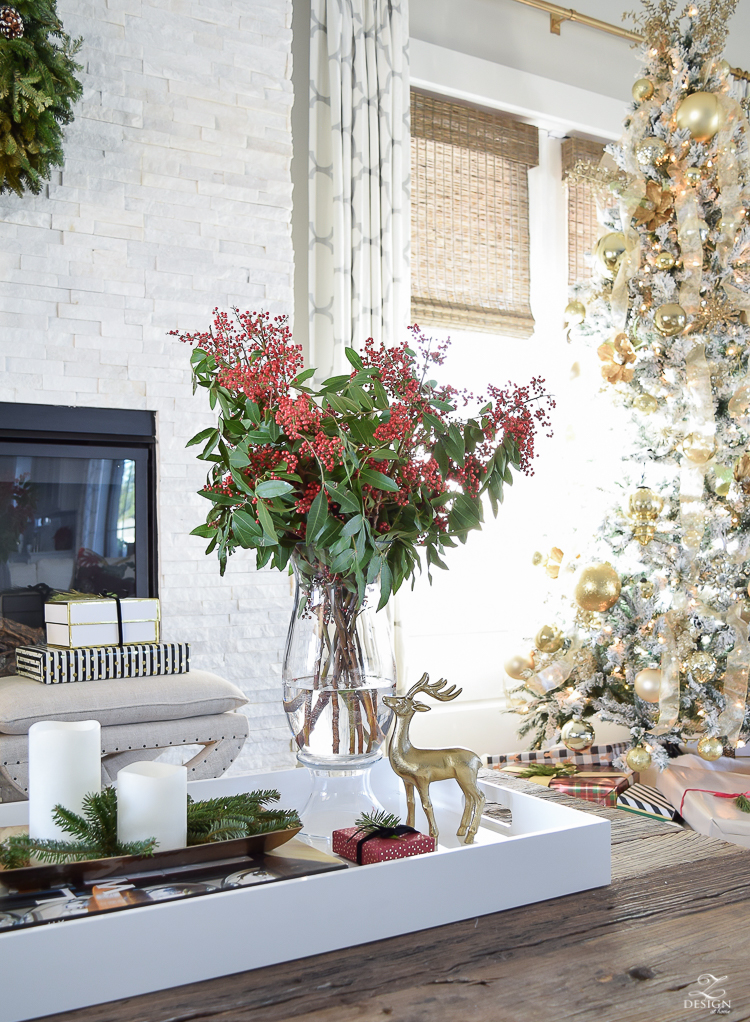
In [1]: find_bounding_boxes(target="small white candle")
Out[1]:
[28,720,102,840]
[116,762,187,851]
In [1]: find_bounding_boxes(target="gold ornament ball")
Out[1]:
[697,735,724,761]
[654,303,687,337]
[632,78,655,102]
[636,136,668,166]
[684,166,703,187]
[560,717,595,753]
[626,745,652,771]
[504,653,534,681]
[531,550,544,567]
[564,300,586,325]
[574,563,622,613]
[683,432,716,465]
[595,232,628,277]
[655,250,676,270]
[718,58,731,75]
[639,579,655,599]
[535,624,564,654]
[687,651,716,684]
[675,91,722,142]
[634,668,662,703]
[634,393,659,414]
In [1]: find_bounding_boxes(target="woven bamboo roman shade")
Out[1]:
[410,91,539,337]
[561,137,606,285]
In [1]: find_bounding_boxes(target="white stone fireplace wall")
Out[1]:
[0,0,296,773]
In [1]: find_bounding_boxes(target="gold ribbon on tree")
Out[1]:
[716,604,750,747]
[680,341,716,554]
[649,612,681,736]
[676,190,704,314]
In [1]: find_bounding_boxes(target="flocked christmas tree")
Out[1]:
[506,0,750,772]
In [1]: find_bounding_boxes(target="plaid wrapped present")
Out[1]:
[487,742,629,769]
[548,772,632,807]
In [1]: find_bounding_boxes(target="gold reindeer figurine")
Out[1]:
[383,674,485,844]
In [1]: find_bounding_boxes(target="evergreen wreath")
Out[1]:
[0,0,82,196]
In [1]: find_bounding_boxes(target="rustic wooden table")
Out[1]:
[43,773,749,1022]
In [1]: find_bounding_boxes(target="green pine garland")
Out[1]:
[0,787,301,869]
[0,0,82,196]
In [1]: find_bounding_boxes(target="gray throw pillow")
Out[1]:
[0,671,247,734]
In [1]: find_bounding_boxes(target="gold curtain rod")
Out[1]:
[509,0,643,42]
[508,0,750,82]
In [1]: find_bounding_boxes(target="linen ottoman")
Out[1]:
[0,671,250,801]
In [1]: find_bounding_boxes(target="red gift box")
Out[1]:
[548,773,631,807]
[332,826,435,864]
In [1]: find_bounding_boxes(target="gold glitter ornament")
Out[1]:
[634,393,659,413]
[626,745,652,771]
[504,653,534,681]
[734,453,750,494]
[632,78,654,102]
[697,735,723,761]
[574,563,621,613]
[560,718,595,752]
[531,551,544,567]
[655,250,676,270]
[595,232,628,277]
[675,92,722,142]
[628,487,664,546]
[564,300,586,325]
[654,303,687,336]
[639,579,655,599]
[634,668,662,703]
[683,433,716,465]
[687,651,716,684]
[636,136,667,166]
[535,624,564,654]
[684,166,703,187]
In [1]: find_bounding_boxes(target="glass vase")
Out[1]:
[282,548,396,845]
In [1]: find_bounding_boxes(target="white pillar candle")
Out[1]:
[116,762,187,851]
[28,720,102,840]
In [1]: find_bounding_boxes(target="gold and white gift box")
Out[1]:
[44,597,160,649]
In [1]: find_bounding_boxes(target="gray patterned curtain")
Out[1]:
[309,0,410,377]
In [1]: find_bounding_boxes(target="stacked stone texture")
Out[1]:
[0,0,296,773]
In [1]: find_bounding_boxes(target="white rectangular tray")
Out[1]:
[0,760,610,1022]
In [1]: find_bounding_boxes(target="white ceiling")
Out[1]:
[410,0,750,102]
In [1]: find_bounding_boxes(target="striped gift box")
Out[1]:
[617,783,680,823]
[487,743,629,768]
[14,643,190,684]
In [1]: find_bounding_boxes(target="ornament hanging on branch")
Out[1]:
[675,92,723,142]
[628,487,664,546]
[595,232,628,277]
[625,745,652,771]
[534,624,564,654]
[574,563,622,613]
[632,78,654,102]
[560,718,595,752]
[634,668,662,703]
[504,653,534,682]
[0,0,83,196]
[0,5,23,37]
[697,735,724,761]
[654,303,688,337]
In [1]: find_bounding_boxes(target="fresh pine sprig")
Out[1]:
[0,787,301,870]
[516,763,577,778]
[354,808,401,834]
[735,794,750,814]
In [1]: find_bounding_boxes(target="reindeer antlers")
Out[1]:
[405,672,462,703]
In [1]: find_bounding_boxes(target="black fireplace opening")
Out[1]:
[0,404,157,652]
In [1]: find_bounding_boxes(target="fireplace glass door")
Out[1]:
[0,443,150,602]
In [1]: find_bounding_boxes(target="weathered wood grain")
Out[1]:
[37,774,749,1022]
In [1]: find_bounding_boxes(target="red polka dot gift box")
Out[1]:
[332,826,436,865]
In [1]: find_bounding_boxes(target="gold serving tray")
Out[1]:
[0,825,301,891]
